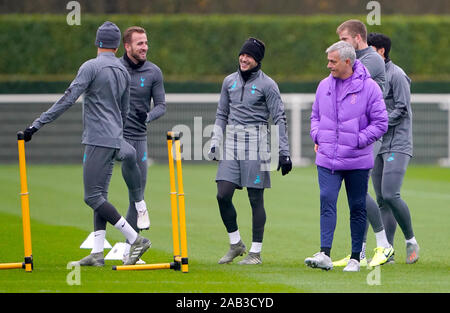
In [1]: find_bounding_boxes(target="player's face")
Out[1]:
[338,29,358,50]
[127,32,148,62]
[327,50,350,79]
[239,53,258,72]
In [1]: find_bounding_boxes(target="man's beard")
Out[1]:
[131,49,146,62]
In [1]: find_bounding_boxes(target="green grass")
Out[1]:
[0,164,449,293]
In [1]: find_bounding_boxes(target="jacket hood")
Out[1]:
[351,59,371,82]
[328,59,371,95]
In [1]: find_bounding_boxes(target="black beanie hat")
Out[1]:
[239,37,265,63]
[95,21,121,49]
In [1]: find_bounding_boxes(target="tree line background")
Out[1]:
[0,0,448,93]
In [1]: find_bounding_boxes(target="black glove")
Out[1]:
[23,126,38,142]
[208,146,220,161]
[277,155,292,176]
[136,111,148,124]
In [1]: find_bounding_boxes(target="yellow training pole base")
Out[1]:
[0,262,24,270]
[174,256,189,273]
[112,262,175,271]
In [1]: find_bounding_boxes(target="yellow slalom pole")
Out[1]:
[167,132,180,260]
[174,137,188,273]
[0,263,24,270]
[113,263,172,271]
[17,132,33,272]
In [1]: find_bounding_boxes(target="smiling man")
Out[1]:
[208,37,291,265]
[333,19,394,267]
[23,21,151,267]
[119,26,166,264]
[305,40,387,272]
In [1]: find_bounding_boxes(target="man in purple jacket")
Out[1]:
[305,41,388,272]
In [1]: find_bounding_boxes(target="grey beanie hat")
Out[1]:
[95,21,121,49]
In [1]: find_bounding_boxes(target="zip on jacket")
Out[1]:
[241,82,246,102]
[332,83,339,174]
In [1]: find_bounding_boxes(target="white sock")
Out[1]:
[114,217,138,244]
[91,230,106,254]
[405,236,418,245]
[228,230,241,245]
[375,230,391,248]
[135,200,147,213]
[249,242,262,253]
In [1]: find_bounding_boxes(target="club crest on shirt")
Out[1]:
[387,153,395,162]
[350,94,357,104]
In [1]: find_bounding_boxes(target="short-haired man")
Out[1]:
[23,21,151,266]
[367,32,419,264]
[335,19,393,267]
[305,41,388,272]
[209,37,292,265]
[337,19,385,91]
[119,26,167,264]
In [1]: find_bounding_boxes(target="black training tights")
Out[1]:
[216,180,266,243]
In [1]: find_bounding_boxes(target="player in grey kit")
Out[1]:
[22,21,151,266]
[119,26,166,263]
[335,19,393,267]
[208,38,292,265]
[368,32,419,264]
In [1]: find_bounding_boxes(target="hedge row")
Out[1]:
[1,14,449,82]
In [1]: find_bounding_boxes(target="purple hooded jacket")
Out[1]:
[310,59,388,171]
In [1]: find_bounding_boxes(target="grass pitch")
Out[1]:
[0,163,449,293]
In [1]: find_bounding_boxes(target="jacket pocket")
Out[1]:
[315,131,322,145]
[357,132,368,149]
[358,115,368,131]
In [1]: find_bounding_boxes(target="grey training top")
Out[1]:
[120,57,166,140]
[32,52,130,149]
[357,46,386,94]
[211,69,290,157]
[378,60,413,157]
